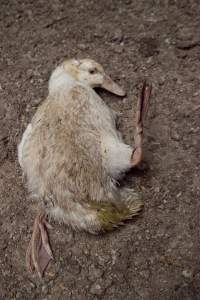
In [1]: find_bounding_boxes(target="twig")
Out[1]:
[45,16,69,28]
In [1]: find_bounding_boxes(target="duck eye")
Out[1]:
[89,69,96,74]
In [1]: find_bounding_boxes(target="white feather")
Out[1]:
[18,123,32,168]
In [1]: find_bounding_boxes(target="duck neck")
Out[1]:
[48,65,77,95]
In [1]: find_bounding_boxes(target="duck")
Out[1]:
[18,58,152,278]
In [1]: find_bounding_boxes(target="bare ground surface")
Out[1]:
[0,0,200,299]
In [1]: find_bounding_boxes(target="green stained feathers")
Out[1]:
[88,191,143,231]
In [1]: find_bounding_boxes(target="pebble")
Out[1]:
[165,38,171,45]
[182,269,193,279]
[170,129,181,141]
[114,45,124,54]
[29,281,36,288]
[139,270,150,279]
[193,91,199,97]
[176,40,199,50]
[122,97,128,104]
[112,29,123,43]
[154,186,160,193]
[90,283,103,295]
[156,227,165,238]
[158,204,164,210]
[176,27,199,50]
[32,98,42,106]
[94,31,103,38]
[158,76,165,86]
[77,43,88,50]
[42,284,48,294]
[16,291,22,299]
[176,27,193,41]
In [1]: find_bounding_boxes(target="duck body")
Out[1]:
[18,59,151,277]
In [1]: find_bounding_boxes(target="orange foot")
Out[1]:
[26,209,53,278]
[131,81,152,167]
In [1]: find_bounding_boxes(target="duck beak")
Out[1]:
[102,75,126,96]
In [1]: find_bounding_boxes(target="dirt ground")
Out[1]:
[0,0,200,299]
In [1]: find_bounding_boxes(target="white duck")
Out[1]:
[18,58,152,277]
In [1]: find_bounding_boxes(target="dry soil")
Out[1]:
[0,0,200,299]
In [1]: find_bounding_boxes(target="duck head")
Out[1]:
[61,58,126,96]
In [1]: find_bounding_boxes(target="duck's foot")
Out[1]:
[26,209,53,278]
[131,81,152,167]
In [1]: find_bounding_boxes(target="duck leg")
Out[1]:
[26,209,53,278]
[131,81,152,167]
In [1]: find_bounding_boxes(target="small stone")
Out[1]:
[32,98,42,106]
[158,76,165,86]
[182,269,193,279]
[176,40,199,50]
[122,97,128,103]
[16,292,22,299]
[170,129,181,141]
[132,224,140,233]
[193,91,199,97]
[77,43,88,50]
[38,78,44,83]
[158,204,164,210]
[176,27,193,41]
[139,270,150,279]
[94,31,103,38]
[154,186,160,193]
[188,127,199,134]
[114,45,124,53]
[112,29,123,43]
[29,281,36,288]
[183,111,190,118]
[165,38,171,45]
[156,227,165,237]
[25,104,31,112]
[146,57,153,64]
[176,27,199,49]
[185,197,191,204]
[67,232,74,243]
[27,69,33,79]
[90,283,103,295]
[41,284,49,295]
